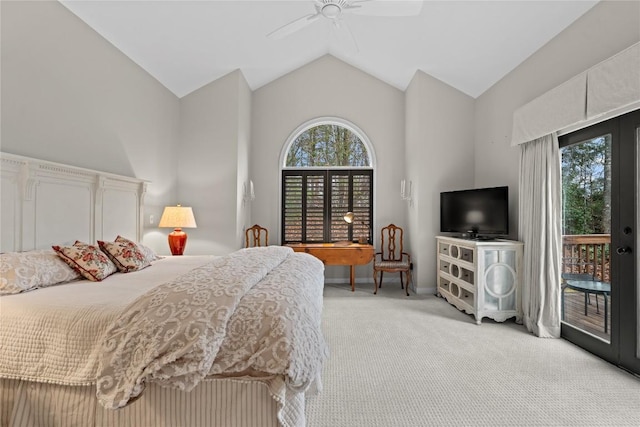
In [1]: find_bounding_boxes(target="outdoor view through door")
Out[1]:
[560,135,612,342]
[559,109,639,376]
[281,121,373,244]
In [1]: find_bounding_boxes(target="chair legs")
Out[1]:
[373,271,387,295]
[373,270,411,296]
[405,270,411,296]
[585,292,600,314]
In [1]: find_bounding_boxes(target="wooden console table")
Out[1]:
[287,242,374,291]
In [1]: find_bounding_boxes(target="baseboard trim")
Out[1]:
[323,278,436,295]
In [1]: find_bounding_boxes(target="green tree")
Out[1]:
[286,124,369,167]
[561,136,611,235]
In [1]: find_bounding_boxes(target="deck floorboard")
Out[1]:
[562,290,611,341]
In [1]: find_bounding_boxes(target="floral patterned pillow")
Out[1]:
[98,239,150,273]
[53,243,117,282]
[0,249,82,295]
[115,236,162,263]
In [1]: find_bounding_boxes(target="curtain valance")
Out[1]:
[512,42,640,146]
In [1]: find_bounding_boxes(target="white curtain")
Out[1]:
[518,133,563,338]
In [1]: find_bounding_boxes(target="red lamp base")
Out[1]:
[168,228,188,255]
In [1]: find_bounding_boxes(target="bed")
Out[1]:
[0,153,328,427]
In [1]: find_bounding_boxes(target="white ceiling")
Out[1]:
[59,0,599,99]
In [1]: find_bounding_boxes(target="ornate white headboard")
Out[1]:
[0,153,147,252]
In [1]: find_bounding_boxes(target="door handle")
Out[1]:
[616,246,632,255]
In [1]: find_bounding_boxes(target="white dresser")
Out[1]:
[436,236,524,324]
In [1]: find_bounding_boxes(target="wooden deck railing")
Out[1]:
[562,234,611,282]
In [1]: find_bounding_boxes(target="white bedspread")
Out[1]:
[0,247,328,409]
[0,255,214,385]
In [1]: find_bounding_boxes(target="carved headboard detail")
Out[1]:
[0,153,147,252]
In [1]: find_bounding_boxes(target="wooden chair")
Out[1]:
[373,224,411,296]
[245,224,268,248]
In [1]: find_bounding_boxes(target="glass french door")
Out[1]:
[618,111,640,374]
[559,109,639,375]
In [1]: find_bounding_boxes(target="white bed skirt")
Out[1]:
[0,377,305,427]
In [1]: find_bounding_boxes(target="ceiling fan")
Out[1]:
[266,0,423,53]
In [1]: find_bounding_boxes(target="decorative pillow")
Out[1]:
[98,239,150,273]
[115,236,162,263]
[53,243,117,282]
[0,249,82,295]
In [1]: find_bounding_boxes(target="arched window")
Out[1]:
[285,124,371,167]
[281,119,374,243]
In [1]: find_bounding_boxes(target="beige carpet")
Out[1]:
[305,282,640,426]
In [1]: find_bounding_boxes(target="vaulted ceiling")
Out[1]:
[60,0,599,98]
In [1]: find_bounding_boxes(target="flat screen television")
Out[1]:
[440,186,509,240]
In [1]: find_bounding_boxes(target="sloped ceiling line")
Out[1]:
[59,0,599,99]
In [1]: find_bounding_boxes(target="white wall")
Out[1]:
[0,0,180,252]
[7,1,635,286]
[475,0,640,239]
[237,71,253,248]
[251,55,406,282]
[405,71,475,293]
[178,70,252,255]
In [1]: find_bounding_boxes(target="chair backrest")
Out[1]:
[379,224,404,261]
[245,224,268,248]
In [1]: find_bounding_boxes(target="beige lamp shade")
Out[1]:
[159,205,197,256]
[158,205,197,229]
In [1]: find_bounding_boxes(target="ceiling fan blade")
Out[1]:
[345,0,423,17]
[267,12,321,40]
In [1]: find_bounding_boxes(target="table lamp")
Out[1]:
[158,204,197,255]
[344,211,371,244]
[343,211,354,225]
[343,211,356,242]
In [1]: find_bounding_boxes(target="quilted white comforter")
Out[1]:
[0,246,328,410]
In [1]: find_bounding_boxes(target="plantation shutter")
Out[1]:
[282,174,303,242]
[282,169,372,243]
[305,174,326,242]
[351,172,373,242]
[330,171,350,241]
